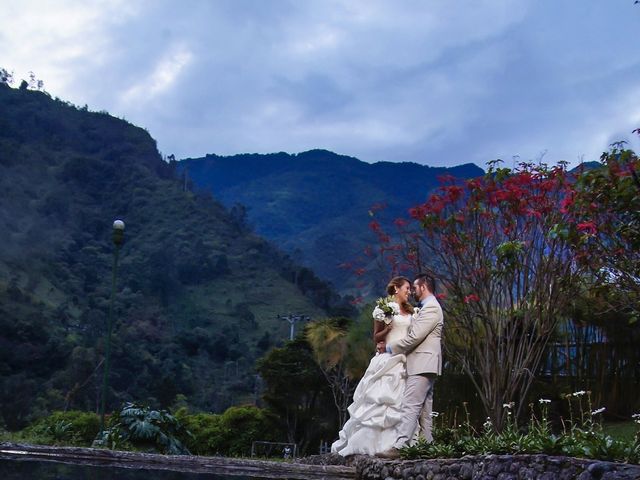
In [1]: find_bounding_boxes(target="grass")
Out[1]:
[604,421,638,442]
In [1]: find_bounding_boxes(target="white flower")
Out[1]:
[429,412,439,418]
[503,402,514,409]
[538,398,551,404]
[572,390,586,397]
[591,407,605,415]
[483,417,493,430]
[632,413,640,424]
[372,306,386,321]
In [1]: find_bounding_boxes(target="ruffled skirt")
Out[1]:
[331,352,407,456]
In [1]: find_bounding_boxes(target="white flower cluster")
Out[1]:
[572,390,586,397]
[632,413,640,424]
[591,407,606,415]
[538,398,551,404]
[503,402,515,409]
[372,298,400,325]
[429,411,439,418]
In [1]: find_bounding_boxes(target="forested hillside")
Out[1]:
[179,151,484,295]
[0,83,351,429]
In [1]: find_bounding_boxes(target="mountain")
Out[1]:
[0,82,351,429]
[178,150,484,295]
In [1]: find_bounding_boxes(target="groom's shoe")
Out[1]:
[376,447,401,459]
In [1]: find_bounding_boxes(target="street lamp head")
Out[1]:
[112,219,125,246]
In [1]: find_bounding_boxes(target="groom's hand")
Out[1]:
[376,341,386,353]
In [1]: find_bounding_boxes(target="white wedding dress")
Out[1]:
[331,313,412,456]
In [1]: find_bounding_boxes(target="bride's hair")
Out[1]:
[386,276,413,314]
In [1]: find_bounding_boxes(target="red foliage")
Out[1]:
[437,174,457,184]
[393,218,409,228]
[466,178,483,190]
[442,185,465,202]
[408,205,428,219]
[425,194,445,214]
[349,296,364,305]
[464,294,480,303]
[560,190,575,213]
[577,221,597,235]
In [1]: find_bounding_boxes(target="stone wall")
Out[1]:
[352,454,640,480]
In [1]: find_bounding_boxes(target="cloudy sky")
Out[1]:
[1,0,639,168]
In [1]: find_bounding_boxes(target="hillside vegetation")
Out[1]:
[0,83,351,429]
[179,151,483,295]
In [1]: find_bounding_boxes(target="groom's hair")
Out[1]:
[415,273,436,293]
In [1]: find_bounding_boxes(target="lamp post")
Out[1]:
[100,219,125,432]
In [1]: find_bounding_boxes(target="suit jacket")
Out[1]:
[389,295,443,376]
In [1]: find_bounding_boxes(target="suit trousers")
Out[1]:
[393,373,436,448]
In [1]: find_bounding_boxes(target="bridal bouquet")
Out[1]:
[372,295,400,324]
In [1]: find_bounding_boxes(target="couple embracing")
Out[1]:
[331,274,443,459]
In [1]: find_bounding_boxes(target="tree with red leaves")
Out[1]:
[568,141,640,319]
[370,160,586,428]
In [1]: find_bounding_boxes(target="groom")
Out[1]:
[377,273,443,459]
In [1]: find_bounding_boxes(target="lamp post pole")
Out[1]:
[100,219,125,432]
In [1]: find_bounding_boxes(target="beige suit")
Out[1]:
[388,294,443,445]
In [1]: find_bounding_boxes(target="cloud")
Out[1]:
[119,44,193,107]
[0,0,138,94]
[1,0,639,166]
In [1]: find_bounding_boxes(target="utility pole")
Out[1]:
[278,313,310,340]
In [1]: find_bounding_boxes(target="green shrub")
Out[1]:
[176,405,281,457]
[14,404,285,458]
[25,411,100,446]
[220,405,279,457]
[175,410,227,456]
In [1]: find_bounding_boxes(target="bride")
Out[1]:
[331,276,415,456]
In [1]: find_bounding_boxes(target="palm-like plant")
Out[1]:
[305,318,363,428]
[96,403,191,455]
